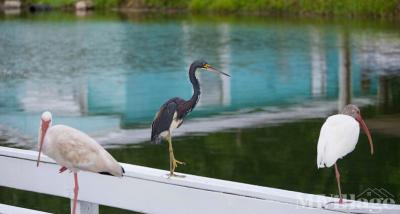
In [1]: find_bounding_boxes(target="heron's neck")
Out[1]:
[187,65,200,110]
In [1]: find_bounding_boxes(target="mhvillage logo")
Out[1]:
[354,188,396,205]
[296,187,397,210]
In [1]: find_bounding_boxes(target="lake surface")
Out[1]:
[0,12,399,213]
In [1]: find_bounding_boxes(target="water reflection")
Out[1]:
[338,31,351,110]
[182,22,232,108]
[310,28,327,98]
[0,13,400,146]
[377,75,400,113]
[75,10,93,17]
[2,99,399,213]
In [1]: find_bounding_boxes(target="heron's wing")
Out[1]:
[316,114,359,168]
[151,101,178,144]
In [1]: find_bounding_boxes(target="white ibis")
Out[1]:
[317,104,374,203]
[36,111,124,214]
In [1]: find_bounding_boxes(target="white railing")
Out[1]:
[0,203,50,214]
[0,146,399,214]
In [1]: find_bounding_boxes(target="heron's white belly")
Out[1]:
[160,131,169,138]
[170,118,182,130]
[169,112,182,131]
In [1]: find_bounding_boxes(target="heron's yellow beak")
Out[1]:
[203,64,230,77]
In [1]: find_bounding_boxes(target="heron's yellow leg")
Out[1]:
[168,135,185,177]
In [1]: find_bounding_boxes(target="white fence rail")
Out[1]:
[0,203,50,214]
[0,146,399,214]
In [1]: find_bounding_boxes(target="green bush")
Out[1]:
[189,0,211,11]
[190,0,400,16]
[209,0,238,12]
[30,0,75,7]
[143,0,189,8]
[94,0,121,8]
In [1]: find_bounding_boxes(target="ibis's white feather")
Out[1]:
[41,111,52,121]
[317,114,360,168]
[42,125,123,177]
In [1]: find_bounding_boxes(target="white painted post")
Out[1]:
[71,200,99,214]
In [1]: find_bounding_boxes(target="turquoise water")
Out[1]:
[1,13,398,142]
[0,12,399,213]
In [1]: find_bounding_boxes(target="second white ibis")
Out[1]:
[316,104,374,203]
[36,111,125,214]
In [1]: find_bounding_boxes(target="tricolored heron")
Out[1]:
[151,60,230,177]
[317,104,373,204]
[37,111,124,214]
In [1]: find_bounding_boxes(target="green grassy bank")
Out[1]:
[145,0,400,17]
[188,0,400,17]
[20,0,400,17]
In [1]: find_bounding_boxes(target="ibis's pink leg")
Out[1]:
[72,173,79,214]
[334,164,343,204]
[59,166,67,173]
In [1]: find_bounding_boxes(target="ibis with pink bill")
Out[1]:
[36,111,125,214]
[316,104,374,204]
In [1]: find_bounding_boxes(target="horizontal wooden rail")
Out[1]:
[0,146,399,214]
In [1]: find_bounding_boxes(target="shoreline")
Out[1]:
[2,8,400,23]
[1,1,400,20]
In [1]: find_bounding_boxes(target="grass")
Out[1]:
[143,0,188,9]
[21,0,400,17]
[93,0,122,8]
[29,0,76,8]
[189,0,400,16]
[161,0,400,17]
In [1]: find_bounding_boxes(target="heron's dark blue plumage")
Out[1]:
[151,60,206,144]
